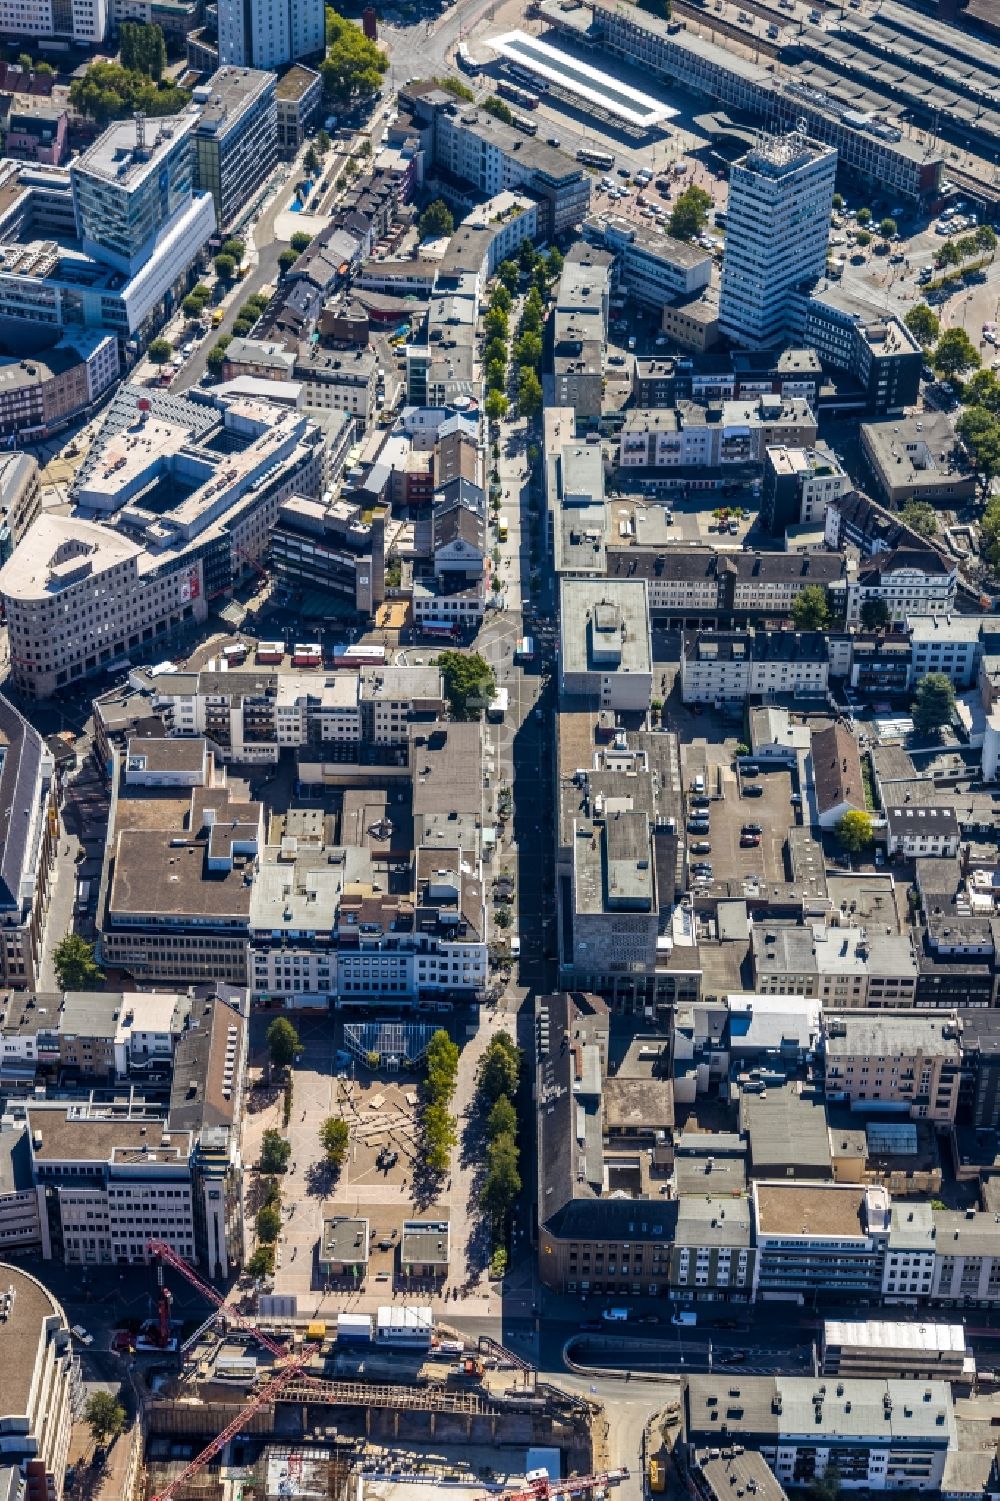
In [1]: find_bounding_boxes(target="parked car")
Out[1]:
[743,783,764,797]
[742,823,763,836]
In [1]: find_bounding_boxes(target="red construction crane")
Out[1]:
[487,1470,630,1501]
[146,1239,290,1360]
[150,1358,309,1501]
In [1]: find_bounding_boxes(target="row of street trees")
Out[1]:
[476,1034,522,1276]
[422,1029,459,1175]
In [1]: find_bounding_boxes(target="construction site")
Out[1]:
[135,1245,613,1501]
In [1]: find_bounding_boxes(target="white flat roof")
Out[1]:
[824,1320,968,1354]
[488,30,677,130]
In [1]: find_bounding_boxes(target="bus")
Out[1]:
[497,517,509,542]
[512,115,538,136]
[488,687,509,722]
[497,78,539,110]
[508,62,547,92]
[577,147,615,170]
[421,620,460,640]
[515,635,535,662]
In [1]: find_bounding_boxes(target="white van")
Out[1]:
[510,935,521,958]
[602,1307,629,1322]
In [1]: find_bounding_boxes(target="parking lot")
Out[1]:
[681,755,799,886]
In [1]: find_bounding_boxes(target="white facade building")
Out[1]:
[720,130,837,349]
[0,0,106,41]
[218,0,324,71]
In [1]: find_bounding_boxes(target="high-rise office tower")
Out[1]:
[217,0,324,71]
[719,128,837,349]
[71,111,207,277]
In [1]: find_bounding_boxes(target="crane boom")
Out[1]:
[487,1470,629,1501]
[150,1359,308,1501]
[146,1239,290,1359]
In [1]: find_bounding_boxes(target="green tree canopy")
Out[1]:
[119,21,166,79]
[206,343,229,372]
[856,207,872,226]
[53,934,103,990]
[147,338,172,364]
[304,143,321,175]
[899,500,938,537]
[83,1391,126,1446]
[290,230,313,253]
[490,284,512,315]
[437,650,496,718]
[484,305,509,339]
[316,127,331,153]
[518,366,543,418]
[485,390,509,422]
[480,1131,521,1226]
[483,95,514,123]
[69,60,188,123]
[256,1202,281,1243]
[836,810,873,855]
[278,248,299,273]
[319,1116,350,1166]
[214,253,236,280]
[975,225,998,255]
[419,198,454,240]
[260,1129,291,1174]
[514,330,542,369]
[957,406,1000,501]
[855,229,871,248]
[903,303,939,348]
[668,184,713,240]
[425,1029,460,1102]
[182,293,204,319]
[487,1094,518,1140]
[934,326,980,381]
[964,370,1000,414]
[321,8,388,106]
[546,246,563,279]
[266,1016,301,1069]
[496,259,519,293]
[878,217,897,239]
[432,75,473,100]
[422,1099,456,1175]
[478,1033,521,1103]
[484,337,507,369]
[221,238,244,260]
[859,597,891,631]
[912,672,957,734]
[791,584,831,631]
[247,1245,274,1277]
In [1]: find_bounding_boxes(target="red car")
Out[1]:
[740,834,761,848]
